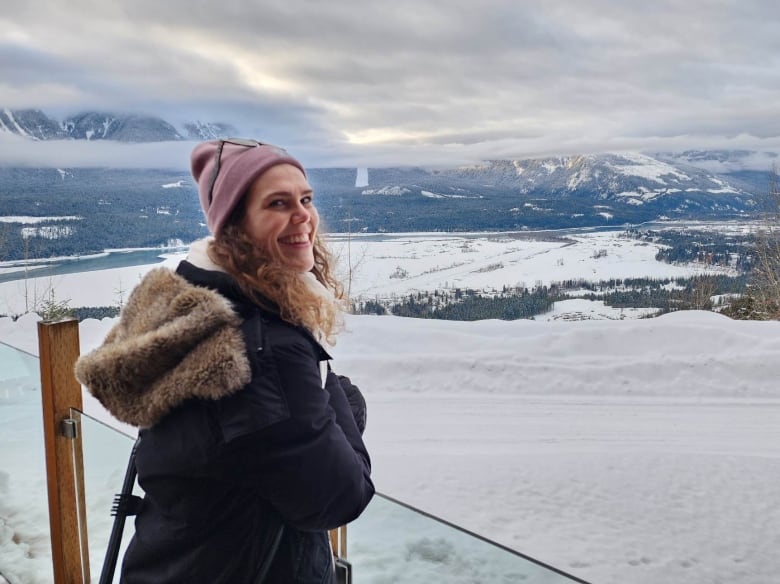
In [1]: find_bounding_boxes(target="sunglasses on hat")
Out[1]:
[206,138,289,205]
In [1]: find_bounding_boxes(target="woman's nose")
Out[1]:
[291,204,311,224]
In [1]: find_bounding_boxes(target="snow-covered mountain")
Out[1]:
[0,109,64,140]
[62,112,182,141]
[436,152,755,207]
[0,108,235,142]
[347,151,764,228]
[181,121,237,141]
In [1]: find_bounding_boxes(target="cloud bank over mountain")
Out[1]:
[2,1,780,166]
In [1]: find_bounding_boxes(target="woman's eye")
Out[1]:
[302,196,313,205]
[269,199,285,208]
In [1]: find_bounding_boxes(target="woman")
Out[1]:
[75,139,374,583]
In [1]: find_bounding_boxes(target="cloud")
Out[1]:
[2,0,780,166]
[0,134,194,169]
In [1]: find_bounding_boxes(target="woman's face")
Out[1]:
[240,163,319,272]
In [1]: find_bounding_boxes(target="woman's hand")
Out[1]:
[336,375,367,434]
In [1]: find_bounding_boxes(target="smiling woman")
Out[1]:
[199,139,342,340]
[240,163,320,273]
[75,138,374,583]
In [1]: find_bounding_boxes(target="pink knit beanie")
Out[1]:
[191,139,307,236]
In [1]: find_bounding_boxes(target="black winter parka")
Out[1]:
[76,261,374,583]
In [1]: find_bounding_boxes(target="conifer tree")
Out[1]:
[735,165,780,319]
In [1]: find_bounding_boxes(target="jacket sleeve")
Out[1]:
[224,335,374,531]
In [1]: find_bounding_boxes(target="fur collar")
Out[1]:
[186,237,224,272]
[75,267,251,428]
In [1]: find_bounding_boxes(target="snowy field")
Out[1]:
[0,229,727,316]
[1,229,779,584]
[327,229,727,300]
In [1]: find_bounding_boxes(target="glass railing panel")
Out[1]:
[70,409,138,584]
[0,341,40,394]
[0,341,53,584]
[349,493,590,583]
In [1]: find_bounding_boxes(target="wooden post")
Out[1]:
[38,318,90,584]
[340,525,347,559]
[329,525,347,559]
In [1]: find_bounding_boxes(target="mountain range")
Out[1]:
[0,108,235,142]
[307,150,777,232]
[1,107,779,252]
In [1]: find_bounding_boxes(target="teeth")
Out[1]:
[280,235,309,244]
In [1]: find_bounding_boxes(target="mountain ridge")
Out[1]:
[0,108,236,142]
[1,108,777,245]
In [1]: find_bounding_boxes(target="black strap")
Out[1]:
[99,436,141,584]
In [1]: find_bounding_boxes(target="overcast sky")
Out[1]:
[2,0,780,168]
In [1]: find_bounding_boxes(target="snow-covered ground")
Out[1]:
[0,230,726,316]
[1,230,779,584]
[329,230,728,300]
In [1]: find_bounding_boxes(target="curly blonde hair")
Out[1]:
[207,210,344,345]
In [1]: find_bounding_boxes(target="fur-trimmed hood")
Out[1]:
[75,267,251,428]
